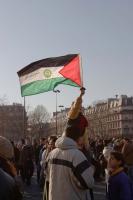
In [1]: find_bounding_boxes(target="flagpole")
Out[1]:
[79,54,83,87]
[56,92,57,135]
[23,96,26,138]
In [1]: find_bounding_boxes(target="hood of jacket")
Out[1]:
[55,136,78,150]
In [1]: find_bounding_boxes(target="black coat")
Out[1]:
[0,168,22,200]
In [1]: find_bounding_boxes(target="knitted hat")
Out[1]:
[0,136,14,159]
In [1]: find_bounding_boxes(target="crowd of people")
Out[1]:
[0,88,133,200]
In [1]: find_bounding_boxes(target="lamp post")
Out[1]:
[59,105,64,109]
[59,105,64,134]
[53,90,60,135]
[23,96,26,137]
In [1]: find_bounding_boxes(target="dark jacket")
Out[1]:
[107,171,133,200]
[0,168,22,200]
[122,143,133,165]
[34,144,43,165]
[19,145,34,166]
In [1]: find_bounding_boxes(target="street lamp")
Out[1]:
[23,96,26,137]
[58,105,64,134]
[53,90,60,135]
[59,105,64,109]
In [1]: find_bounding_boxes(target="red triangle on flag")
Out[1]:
[59,55,82,86]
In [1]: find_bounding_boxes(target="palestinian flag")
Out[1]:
[17,54,83,97]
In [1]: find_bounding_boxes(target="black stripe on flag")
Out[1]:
[17,54,78,76]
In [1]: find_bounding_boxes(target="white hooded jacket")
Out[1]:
[47,136,94,200]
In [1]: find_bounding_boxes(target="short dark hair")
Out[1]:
[40,137,46,142]
[65,126,85,141]
[65,114,87,141]
[48,136,57,143]
[110,152,125,167]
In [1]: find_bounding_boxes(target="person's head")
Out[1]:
[0,136,14,160]
[48,136,57,151]
[108,152,125,170]
[40,137,46,145]
[65,113,88,144]
[21,138,25,146]
[0,136,17,177]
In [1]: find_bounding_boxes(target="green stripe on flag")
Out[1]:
[21,77,79,97]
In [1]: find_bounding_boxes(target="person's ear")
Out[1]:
[76,137,83,145]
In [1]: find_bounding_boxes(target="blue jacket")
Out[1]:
[107,171,133,200]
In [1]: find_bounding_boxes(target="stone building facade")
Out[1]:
[0,103,26,140]
[50,108,69,136]
[85,95,133,138]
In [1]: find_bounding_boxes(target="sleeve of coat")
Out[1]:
[40,150,46,167]
[121,144,128,157]
[72,150,94,189]
[68,96,82,119]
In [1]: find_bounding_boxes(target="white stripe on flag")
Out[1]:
[20,66,63,86]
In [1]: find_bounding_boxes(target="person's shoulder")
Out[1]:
[70,148,88,162]
[0,168,15,187]
[73,148,85,155]
[120,171,130,180]
[42,149,47,154]
[47,148,59,158]
[49,147,85,158]
[115,171,130,183]
[118,172,133,190]
[0,168,22,200]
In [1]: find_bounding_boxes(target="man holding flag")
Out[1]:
[17,54,94,199]
[44,88,94,200]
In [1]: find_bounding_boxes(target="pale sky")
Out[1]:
[0,0,133,113]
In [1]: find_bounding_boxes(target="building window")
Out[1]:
[124,126,129,135]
